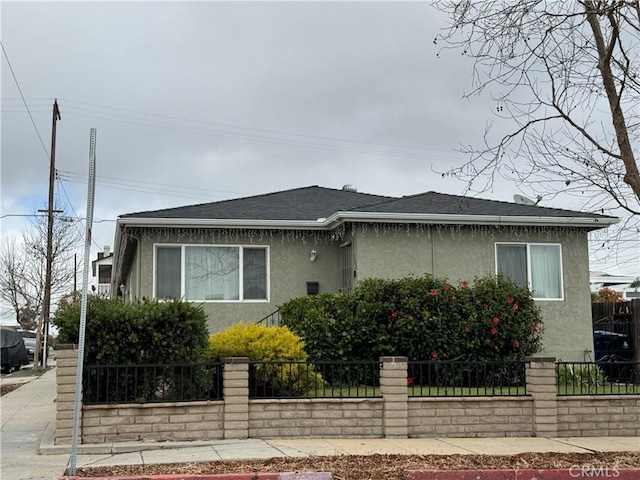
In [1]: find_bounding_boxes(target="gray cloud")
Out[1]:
[1,1,636,275]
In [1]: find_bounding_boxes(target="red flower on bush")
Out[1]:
[493,316,500,324]
[430,289,438,296]
[407,377,414,386]
[512,340,520,348]
[442,353,448,359]
[444,285,451,292]
[530,323,537,331]
[512,304,519,311]
[464,326,470,333]
[431,351,438,359]
[507,297,514,304]
[494,345,500,351]
[409,316,415,322]
[452,295,457,301]
[461,280,469,287]
[391,311,398,318]
[491,328,498,335]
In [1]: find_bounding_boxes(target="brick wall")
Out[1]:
[54,350,640,443]
[408,397,534,437]
[249,398,383,438]
[82,402,224,443]
[557,396,640,437]
[54,346,78,445]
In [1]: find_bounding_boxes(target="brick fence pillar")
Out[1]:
[54,345,79,445]
[525,356,558,437]
[380,356,408,438]
[222,357,249,439]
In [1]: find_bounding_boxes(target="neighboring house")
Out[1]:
[590,271,640,300]
[91,246,113,298]
[113,185,618,361]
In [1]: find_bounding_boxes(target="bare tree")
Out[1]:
[0,209,81,336]
[433,1,639,218]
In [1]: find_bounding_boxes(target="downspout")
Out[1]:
[430,225,436,276]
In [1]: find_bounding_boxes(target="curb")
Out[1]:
[405,468,640,480]
[61,473,333,480]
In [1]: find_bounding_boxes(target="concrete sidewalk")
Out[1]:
[52,436,639,471]
[1,364,639,479]
[1,362,69,480]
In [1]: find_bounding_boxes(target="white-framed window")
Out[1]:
[154,244,269,302]
[495,243,563,300]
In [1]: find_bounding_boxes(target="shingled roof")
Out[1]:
[120,185,615,225]
[120,186,391,221]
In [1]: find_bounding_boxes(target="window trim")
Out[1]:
[153,243,270,303]
[494,242,564,301]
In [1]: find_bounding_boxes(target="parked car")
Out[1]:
[1,326,29,373]
[17,329,38,361]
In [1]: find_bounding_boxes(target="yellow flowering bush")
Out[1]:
[206,323,323,396]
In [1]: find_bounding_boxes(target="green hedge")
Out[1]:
[53,293,209,365]
[280,274,543,361]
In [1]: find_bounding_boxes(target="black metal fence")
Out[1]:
[249,360,380,399]
[82,359,640,404]
[556,361,640,395]
[408,361,527,397]
[83,363,223,405]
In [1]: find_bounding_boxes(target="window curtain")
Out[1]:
[243,248,267,300]
[496,244,527,287]
[530,245,562,298]
[156,247,181,299]
[185,246,239,300]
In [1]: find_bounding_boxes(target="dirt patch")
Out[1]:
[74,451,640,479]
[0,383,22,396]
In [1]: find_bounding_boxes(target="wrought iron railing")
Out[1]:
[408,360,527,397]
[83,363,223,405]
[556,361,640,395]
[249,360,381,399]
[256,310,281,327]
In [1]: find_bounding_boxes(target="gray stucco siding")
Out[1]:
[350,224,593,361]
[131,230,342,331]
[123,223,594,360]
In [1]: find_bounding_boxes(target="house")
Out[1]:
[112,185,618,361]
[590,271,640,300]
[91,246,113,298]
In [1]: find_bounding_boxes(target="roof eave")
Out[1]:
[117,211,618,231]
[116,217,329,230]
[327,211,619,229]
[113,211,617,278]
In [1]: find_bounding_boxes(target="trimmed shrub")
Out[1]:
[206,323,323,396]
[280,274,543,361]
[53,295,211,403]
[54,295,209,364]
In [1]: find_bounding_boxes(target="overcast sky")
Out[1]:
[1,0,638,308]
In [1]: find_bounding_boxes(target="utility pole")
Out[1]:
[35,99,61,370]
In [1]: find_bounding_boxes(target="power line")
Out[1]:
[61,110,461,162]
[57,171,239,202]
[57,178,103,252]
[57,169,246,197]
[0,43,50,161]
[58,98,452,153]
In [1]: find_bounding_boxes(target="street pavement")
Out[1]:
[1,363,639,480]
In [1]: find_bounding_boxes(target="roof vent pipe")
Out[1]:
[342,184,357,192]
